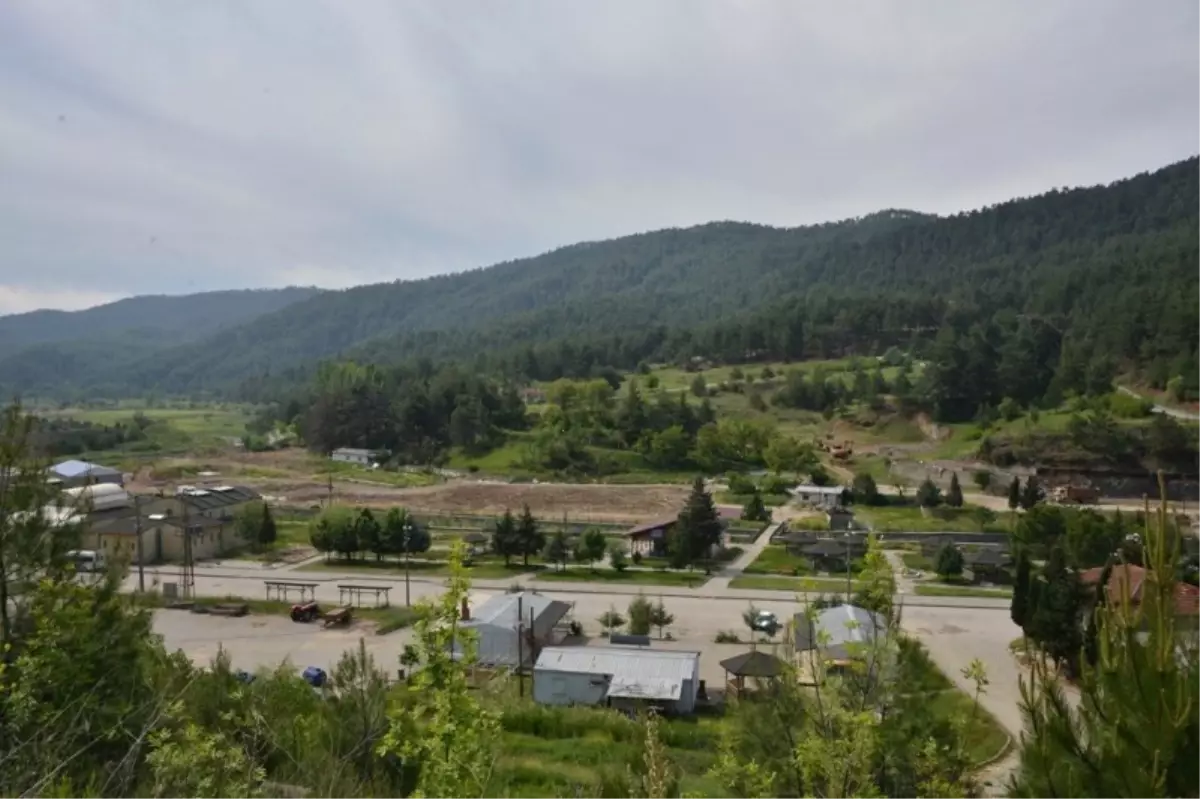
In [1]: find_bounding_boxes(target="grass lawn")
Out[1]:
[915,584,1012,598]
[928,689,1011,764]
[743,544,814,576]
[901,552,933,571]
[446,436,530,473]
[491,700,725,797]
[717,491,790,507]
[535,568,711,588]
[729,575,865,592]
[297,557,544,580]
[318,460,442,487]
[854,503,1007,533]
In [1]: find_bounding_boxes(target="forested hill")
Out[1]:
[5,157,1198,399]
[0,286,322,357]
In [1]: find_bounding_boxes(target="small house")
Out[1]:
[963,548,1011,584]
[789,484,845,510]
[453,591,572,669]
[330,448,384,466]
[533,646,702,714]
[623,507,740,557]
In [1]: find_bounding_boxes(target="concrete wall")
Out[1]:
[533,669,609,707]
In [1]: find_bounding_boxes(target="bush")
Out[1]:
[714,630,741,643]
[727,473,756,495]
[568,620,583,637]
[1108,391,1153,418]
[630,551,643,565]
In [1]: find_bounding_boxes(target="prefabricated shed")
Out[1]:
[533,646,702,714]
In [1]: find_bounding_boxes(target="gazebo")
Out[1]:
[719,650,785,697]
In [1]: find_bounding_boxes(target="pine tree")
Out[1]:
[1027,544,1083,673]
[671,476,723,572]
[544,530,570,571]
[492,509,518,566]
[1011,547,1033,629]
[1020,476,1044,510]
[945,473,964,508]
[1008,476,1022,511]
[648,598,675,639]
[1082,560,1112,667]
[258,503,277,547]
[916,477,942,508]
[934,544,964,580]
[741,489,768,522]
[1011,482,1198,797]
[515,504,544,567]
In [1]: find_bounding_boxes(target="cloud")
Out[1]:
[0,0,1196,313]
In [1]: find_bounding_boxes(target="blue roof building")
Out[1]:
[48,459,124,487]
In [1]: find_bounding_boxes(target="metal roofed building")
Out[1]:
[534,646,702,714]
[453,591,572,668]
[792,604,893,685]
[330,448,385,466]
[789,483,845,509]
[48,459,124,488]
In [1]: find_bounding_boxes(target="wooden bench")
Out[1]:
[337,583,392,608]
[322,606,353,628]
[264,580,319,603]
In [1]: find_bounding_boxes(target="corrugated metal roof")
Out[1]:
[535,645,698,700]
[466,591,571,630]
[790,484,845,496]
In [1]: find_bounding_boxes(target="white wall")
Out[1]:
[533,669,609,707]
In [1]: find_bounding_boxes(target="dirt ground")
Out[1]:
[132,449,689,522]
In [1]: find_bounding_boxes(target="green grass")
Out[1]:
[914,584,1012,598]
[318,460,442,487]
[743,544,814,576]
[729,575,865,592]
[901,552,933,571]
[853,502,1007,533]
[928,689,1011,765]
[717,491,790,507]
[446,436,530,473]
[535,568,711,587]
[297,557,544,580]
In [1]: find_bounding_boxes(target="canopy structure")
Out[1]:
[719,649,785,696]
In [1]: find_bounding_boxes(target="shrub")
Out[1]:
[714,630,741,643]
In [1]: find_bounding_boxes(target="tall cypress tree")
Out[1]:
[946,473,964,508]
[672,476,723,572]
[1008,476,1022,511]
[1011,547,1033,630]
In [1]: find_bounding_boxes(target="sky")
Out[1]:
[0,1,1196,316]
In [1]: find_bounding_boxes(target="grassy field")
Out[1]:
[728,575,865,592]
[535,568,711,587]
[901,552,933,571]
[854,502,1007,533]
[743,544,815,576]
[915,584,1013,598]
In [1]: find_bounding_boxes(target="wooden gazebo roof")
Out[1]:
[719,650,785,678]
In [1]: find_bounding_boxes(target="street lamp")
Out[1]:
[403,521,413,607]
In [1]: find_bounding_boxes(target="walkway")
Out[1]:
[705,520,781,591]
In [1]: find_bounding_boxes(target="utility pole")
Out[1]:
[516,594,525,698]
[326,472,333,507]
[403,521,412,607]
[134,493,145,593]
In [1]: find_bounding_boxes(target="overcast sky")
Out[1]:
[0,1,1196,315]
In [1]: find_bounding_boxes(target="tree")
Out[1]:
[1011,547,1033,630]
[309,505,355,561]
[808,464,833,487]
[1010,486,1197,797]
[597,607,626,635]
[1026,544,1084,673]
[945,473,964,508]
[627,594,653,636]
[934,544,964,580]
[851,472,881,505]
[515,504,545,567]
[741,489,769,522]
[764,435,816,476]
[146,724,266,798]
[1008,476,1022,511]
[492,508,519,566]
[609,544,629,573]
[1020,476,1044,510]
[690,374,708,397]
[377,542,500,797]
[578,528,607,571]
[972,470,992,492]
[258,502,277,547]
[671,476,723,571]
[234,502,265,551]
[648,598,675,639]
[383,507,430,556]
[969,505,996,532]
[543,530,570,571]
[355,508,383,561]
[916,477,942,508]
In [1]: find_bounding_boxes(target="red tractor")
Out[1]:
[290,601,320,623]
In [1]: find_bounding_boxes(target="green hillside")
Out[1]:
[3,158,1197,399]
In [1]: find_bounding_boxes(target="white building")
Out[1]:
[789,483,845,509]
[533,646,702,714]
[330,448,383,466]
[453,591,572,669]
